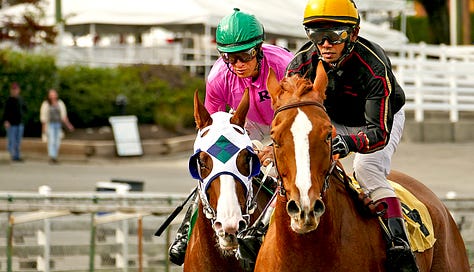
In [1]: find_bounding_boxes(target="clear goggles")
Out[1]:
[305,26,351,45]
[219,47,257,64]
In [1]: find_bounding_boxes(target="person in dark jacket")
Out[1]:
[285,0,418,271]
[2,82,27,162]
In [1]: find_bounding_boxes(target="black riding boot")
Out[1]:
[237,207,273,263]
[237,204,274,268]
[384,217,419,272]
[237,171,277,270]
[168,194,197,266]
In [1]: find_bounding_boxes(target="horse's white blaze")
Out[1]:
[215,174,243,234]
[290,109,312,209]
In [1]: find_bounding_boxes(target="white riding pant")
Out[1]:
[332,109,405,202]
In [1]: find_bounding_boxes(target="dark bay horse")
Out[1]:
[254,61,470,271]
[184,89,271,272]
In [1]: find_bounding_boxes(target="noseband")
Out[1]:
[272,101,337,198]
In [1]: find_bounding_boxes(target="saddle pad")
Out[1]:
[389,180,436,252]
[346,176,436,252]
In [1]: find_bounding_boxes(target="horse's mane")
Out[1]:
[280,73,326,101]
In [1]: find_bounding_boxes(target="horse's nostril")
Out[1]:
[238,220,247,232]
[214,221,223,232]
[286,200,300,215]
[313,199,325,216]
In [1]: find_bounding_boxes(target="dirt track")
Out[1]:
[0,142,473,200]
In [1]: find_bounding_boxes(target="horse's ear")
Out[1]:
[231,87,249,127]
[266,68,280,102]
[313,61,328,100]
[194,89,212,129]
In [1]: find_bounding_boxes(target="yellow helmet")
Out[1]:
[303,0,359,26]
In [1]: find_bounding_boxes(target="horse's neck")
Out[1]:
[188,205,220,256]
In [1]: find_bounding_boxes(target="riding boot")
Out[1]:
[379,197,419,272]
[237,205,274,264]
[168,194,197,266]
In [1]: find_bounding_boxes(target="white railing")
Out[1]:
[1,191,473,271]
[387,43,474,122]
[54,43,474,122]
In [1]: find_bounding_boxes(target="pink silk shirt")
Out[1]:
[205,44,294,141]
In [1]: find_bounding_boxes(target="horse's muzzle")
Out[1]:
[287,198,325,233]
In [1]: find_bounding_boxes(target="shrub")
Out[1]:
[0,49,206,137]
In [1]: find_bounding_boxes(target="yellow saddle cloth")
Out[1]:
[350,177,436,252]
[389,180,436,252]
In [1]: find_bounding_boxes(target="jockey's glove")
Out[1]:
[332,135,356,158]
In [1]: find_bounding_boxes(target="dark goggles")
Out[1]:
[305,27,351,45]
[219,47,257,64]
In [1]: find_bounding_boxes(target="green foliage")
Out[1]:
[393,16,432,43]
[58,64,204,131]
[0,49,205,137]
[0,49,57,136]
[394,13,474,44]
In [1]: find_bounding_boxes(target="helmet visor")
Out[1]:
[306,26,351,45]
[219,47,258,64]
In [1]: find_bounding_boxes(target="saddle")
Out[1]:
[333,165,436,252]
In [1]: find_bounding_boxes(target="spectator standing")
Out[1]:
[40,89,74,164]
[2,82,27,162]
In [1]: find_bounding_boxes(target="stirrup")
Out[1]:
[386,244,419,272]
[383,218,419,272]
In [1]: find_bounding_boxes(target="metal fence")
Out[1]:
[1,192,473,271]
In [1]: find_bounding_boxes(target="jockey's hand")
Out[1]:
[257,145,274,167]
[332,135,351,158]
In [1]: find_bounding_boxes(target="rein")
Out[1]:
[272,100,335,198]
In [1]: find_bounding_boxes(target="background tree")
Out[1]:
[0,0,57,48]
[417,0,450,44]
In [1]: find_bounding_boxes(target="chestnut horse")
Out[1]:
[254,62,470,271]
[184,89,271,272]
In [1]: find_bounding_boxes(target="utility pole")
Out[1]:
[450,0,458,45]
[461,0,471,44]
[55,0,64,65]
[55,0,62,24]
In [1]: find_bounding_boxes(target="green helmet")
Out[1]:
[216,8,265,53]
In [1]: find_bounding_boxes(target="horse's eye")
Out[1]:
[326,132,332,142]
[246,154,253,164]
[198,158,207,170]
[271,138,280,148]
[236,149,253,177]
[196,153,213,179]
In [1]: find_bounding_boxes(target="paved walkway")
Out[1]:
[1,142,473,199]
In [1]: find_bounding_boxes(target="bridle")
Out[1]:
[272,100,338,199]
